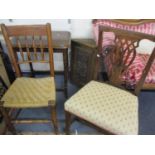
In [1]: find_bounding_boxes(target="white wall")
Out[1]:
[0,19,71,31]
[71,19,93,38]
[0,19,93,38]
[0,19,94,71]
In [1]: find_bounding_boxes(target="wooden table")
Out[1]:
[52,31,70,98]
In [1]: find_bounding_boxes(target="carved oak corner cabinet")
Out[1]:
[70,39,98,86]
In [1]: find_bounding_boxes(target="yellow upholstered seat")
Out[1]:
[1,77,56,108]
[65,81,138,135]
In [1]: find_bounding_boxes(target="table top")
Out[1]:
[0,29,71,49]
[72,39,97,48]
[52,31,71,49]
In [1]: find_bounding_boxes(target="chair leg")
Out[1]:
[65,111,72,135]
[0,106,16,135]
[51,105,59,135]
[14,109,22,120]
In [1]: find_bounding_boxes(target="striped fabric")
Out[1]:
[121,53,155,86]
[105,53,155,87]
[93,19,155,44]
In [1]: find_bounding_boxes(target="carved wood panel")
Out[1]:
[99,26,155,88]
[108,36,140,86]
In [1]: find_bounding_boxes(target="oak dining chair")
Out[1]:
[0,23,58,134]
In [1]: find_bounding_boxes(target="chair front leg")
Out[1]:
[51,105,59,135]
[65,111,72,135]
[0,106,16,135]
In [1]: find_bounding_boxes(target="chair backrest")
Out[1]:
[1,23,54,77]
[98,26,155,95]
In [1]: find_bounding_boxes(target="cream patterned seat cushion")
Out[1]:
[65,81,138,135]
[1,77,55,108]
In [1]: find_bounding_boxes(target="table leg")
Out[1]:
[63,49,68,98]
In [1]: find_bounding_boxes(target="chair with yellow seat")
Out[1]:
[0,23,58,134]
[65,26,155,135]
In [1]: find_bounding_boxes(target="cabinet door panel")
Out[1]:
[73,46,92,85]
[71,40,97,86]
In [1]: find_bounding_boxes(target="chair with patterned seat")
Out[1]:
[64,26,155,135]
[0,23,58,134]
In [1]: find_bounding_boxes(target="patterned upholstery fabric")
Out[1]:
[93,19,155,44]
[1,77,55,108]
[65,81,138,135]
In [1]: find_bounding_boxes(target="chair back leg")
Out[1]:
[51,105,59,134]
[0,106,16,135]
[65,111,72,135]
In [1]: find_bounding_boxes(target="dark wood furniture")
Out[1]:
[0,76,7,134]
[98,26,155,94]
[93,19,155,90]
[71,39,97,86]
[64,25,155,135]
[0,42,15,85]
[52,31,70,97]
[0,23,58,134]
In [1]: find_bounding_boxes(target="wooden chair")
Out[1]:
[93,19,155,90]
[98,26,155,90]
[64,26,155,135]
[0,23,58,134]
